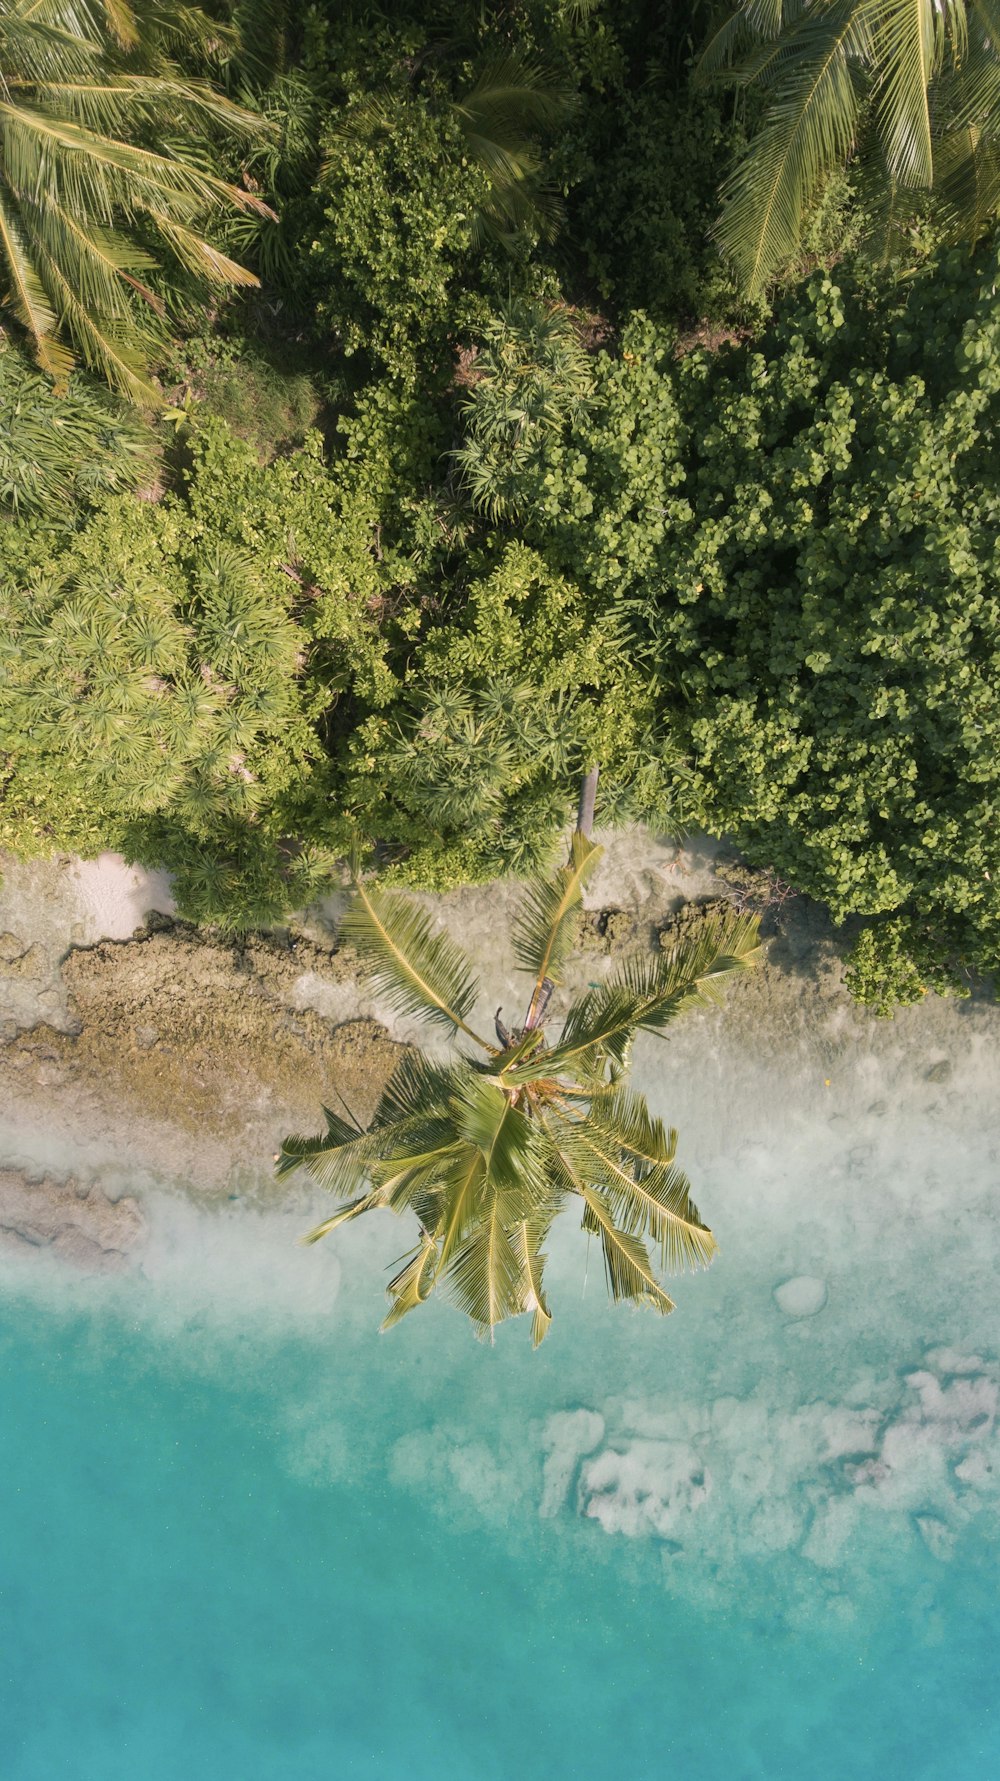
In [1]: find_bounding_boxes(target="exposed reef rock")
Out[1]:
[0,934,47,978]
[0,918,405,1192]
[0,1166,144,1271]
[23,923,401,1136]
[575,906,640,956]
[538,1348,1000,1582]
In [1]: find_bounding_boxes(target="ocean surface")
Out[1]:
[2,983,999,1779]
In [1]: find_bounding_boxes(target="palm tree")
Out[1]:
[452,49,571,247]
[278,782,761,1344]
[698,0,1000,295]
[0,0,272,402]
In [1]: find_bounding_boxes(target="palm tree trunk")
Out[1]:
[576,764,599,838]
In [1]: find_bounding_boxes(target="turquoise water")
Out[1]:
[2,1224,998,1781]
[3,989,1000,1779]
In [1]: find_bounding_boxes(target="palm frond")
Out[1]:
[372,1052,459,1126]
[573,1122,716,1271]
[341,878,486,1043]
[303,1190,385,1245]
[511,1216,552,1347]
[382,1233,439,1331]
[0,191,74,382]
[697,0,794,81]
[450,1071,551,1205]
[0,0,270,397]
[511,828,603,1014]
[453,51,572,139]
[712,1,872,293]
[587,1083,678,1169]
[871,0,945,187]
[425,1145,485,1270]
[442,1207,524,1340]
[934,124,1000,233]
[99,0,140,52]
[579,1183,676,1314]
[970,0,1000,49]
[524,913,762,1076]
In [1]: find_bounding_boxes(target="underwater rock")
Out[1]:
[539,1409,606,1518]
[578,1439,711,1539]
[774,1276,828,1318]
[915,1515,956,1560]
[0,1167,144,1270]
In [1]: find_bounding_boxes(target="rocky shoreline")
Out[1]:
[1,837,995,1275]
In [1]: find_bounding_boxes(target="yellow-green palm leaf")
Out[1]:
[279,843,761,1345]
[0,0,272,400]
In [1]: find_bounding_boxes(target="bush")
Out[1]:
[844,920,971,1018]
[492,251,1000,993]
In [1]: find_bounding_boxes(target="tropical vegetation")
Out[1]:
[700,0,1000,294]
[0,0,271,401]
[278,817,761,1341]
[1,0,998,1013]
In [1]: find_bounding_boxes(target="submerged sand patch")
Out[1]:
[0,1165,144,1271]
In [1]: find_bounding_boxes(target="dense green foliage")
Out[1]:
[1,0,998,1010]
[500,253,1000,988]
[0,337,159,516]
[279,833,761,1341]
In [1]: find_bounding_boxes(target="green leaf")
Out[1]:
[528,914,762,1076]
[511,828,603,1016]
[382,1233,440,1331]
[512,1216,553,1347]
[579,1182,676,1314]
[443,1207,524,1340]
[712,1,871,293]
[342,878,486,1042]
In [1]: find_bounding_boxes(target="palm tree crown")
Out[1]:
[700,0,1000,294]
[0,0,272,401]
[278,828,761,1344]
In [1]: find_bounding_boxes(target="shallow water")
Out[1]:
[2,973,999,1779]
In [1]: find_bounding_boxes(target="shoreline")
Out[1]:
[1,835,998,1281]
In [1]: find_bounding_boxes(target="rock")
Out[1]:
[6,926,407,1141]
[658,898,728,953]
[915,1515,955,1561]
[577,908,637,955]
[0,1167,144,1270]
[579,1439,711,1539]
[540,1409,606,1518]
[774,1275,828,1318]
[0,938,47,978]
[925,1059,953,1084]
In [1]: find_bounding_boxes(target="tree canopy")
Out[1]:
[1,0,998,1010]
[279,833,761,1341]
[700,0,1000,292]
